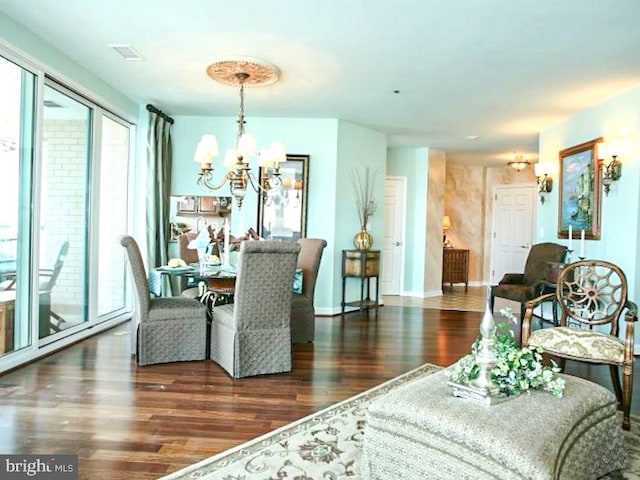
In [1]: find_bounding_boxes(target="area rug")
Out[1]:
[159,363,640,479]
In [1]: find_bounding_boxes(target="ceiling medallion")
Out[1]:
[206,58,280,87]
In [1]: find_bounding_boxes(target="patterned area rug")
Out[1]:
[160,363,640,480]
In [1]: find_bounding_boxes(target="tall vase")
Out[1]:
[353,228,373,250]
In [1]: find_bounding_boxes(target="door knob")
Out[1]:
[394,241,401,246]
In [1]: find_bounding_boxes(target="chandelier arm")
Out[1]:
[245,170,267,194]
[198,170,234,191]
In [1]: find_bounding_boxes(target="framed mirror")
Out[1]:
[258,154,309,240]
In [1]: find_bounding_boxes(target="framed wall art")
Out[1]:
[257,154,309,240]
[557,137,602,240]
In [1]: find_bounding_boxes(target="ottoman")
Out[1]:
[361,371,627,479]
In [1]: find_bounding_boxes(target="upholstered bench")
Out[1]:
[361,371,627,480]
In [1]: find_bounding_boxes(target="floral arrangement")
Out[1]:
[349,167,377,230]
[447,308,566,398]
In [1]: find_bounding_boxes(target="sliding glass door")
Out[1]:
[98,115,130,318]
[38,82,91,340]
[0,55,35,356]
[0,46,133,366]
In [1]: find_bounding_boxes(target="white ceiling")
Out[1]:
[2,0,640,166]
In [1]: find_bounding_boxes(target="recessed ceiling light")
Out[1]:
[466,135,481,140]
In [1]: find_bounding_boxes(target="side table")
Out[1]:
[341,249,380,314]
[442,248,469,291]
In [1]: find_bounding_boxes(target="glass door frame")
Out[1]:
[0,44,135,372]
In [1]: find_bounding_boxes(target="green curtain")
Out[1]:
[146,105,173,286]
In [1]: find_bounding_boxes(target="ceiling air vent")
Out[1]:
[43,100,63,108]
[108,44,144,61]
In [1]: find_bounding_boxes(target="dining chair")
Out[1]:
[291,238,327,344]
[209,240,300,378]
[120,235,207,366]
[490,242,567,321]
[178,232,199,297]
[522,259,638,430]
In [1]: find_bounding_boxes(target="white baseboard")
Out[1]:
[400,290,443,298]
[400,290,425,298]
[316,302,383,317]
[423,290,442,298]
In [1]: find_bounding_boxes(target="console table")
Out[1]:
[442,248,469,291]
[341,249,380,314]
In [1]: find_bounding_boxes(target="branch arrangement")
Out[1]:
[349,167,378,229]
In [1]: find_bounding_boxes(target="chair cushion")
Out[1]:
[490,283,537,304]
[528,327,624,363]
[181,287,199,299]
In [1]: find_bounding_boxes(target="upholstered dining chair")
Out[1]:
[209,240,300,378]
[490,242,567,321]
[522,260,638,430]
[120,235,207,366]
[178,232,199,297]
[291,238,327,344]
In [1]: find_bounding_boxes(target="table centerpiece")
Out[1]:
[446,302,565,404]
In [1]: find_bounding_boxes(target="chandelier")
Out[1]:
[193,59,286,208]
[507,153,531,171]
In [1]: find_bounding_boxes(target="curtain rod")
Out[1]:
[146,104,174,124]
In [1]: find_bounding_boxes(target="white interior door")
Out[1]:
[381,177,406,295]
[490,184,537,284]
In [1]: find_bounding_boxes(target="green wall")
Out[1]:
[0,13,138,120]
[172,116,387,312]
[335,120,387,310]
[537,85,640,326]
[387,147,429,295]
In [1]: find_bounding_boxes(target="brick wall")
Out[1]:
[42,119,89,322]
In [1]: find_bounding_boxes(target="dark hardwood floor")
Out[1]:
[0,306,636,479]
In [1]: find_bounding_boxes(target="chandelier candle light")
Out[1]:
[193,59,286,208]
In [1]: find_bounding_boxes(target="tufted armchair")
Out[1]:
[209,240,301,378]
[522,260,638,430]
[490,242,567,321]
[291,238,327,344]
[120,235,207,366]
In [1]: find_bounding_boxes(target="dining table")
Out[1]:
[153,263,236,297]
[152,263,303,299]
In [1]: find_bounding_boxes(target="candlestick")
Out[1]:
[568,225,573,250]
[223,218,230,267]
[580,229,585,258]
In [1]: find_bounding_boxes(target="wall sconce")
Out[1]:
[534,162,554,204]
[597,141,623,196]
